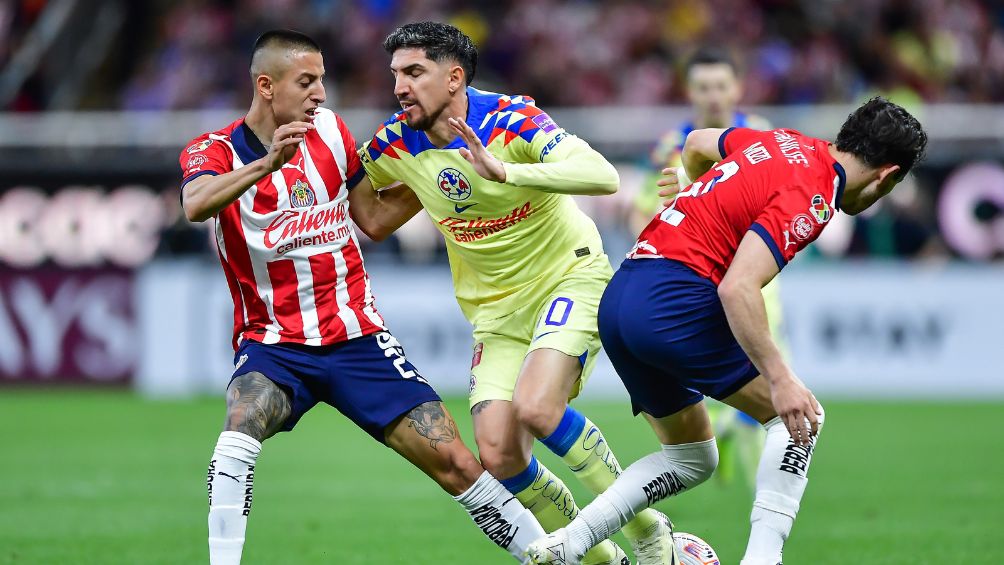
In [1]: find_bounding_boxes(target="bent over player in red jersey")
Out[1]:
[181,30,545,564]
[527,98,927,565]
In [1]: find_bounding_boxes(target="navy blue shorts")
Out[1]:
[230,331,441,442]
[598,259,760,418]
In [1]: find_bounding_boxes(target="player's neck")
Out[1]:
[427,91,469,148]
[828,145,872,193]
[244,101,279,149]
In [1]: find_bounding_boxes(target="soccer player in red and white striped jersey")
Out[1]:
[182,30,545,564]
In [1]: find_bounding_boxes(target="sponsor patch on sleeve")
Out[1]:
[791,214,814,240]
[538,132,567,161]
[531,113,558,134]
[187,139,213,154]
[186,154,208,174]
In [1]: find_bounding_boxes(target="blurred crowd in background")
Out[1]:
[1,0,1003,111]
[0,0,1002,266]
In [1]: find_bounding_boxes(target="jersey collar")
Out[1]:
[832,161,847,211]
[232,120,268,164]
[403,86,495,153]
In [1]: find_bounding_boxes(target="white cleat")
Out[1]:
[526,528,579,565]
[629,511,680,565]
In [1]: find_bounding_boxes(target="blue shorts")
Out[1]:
[230,332,441,442]
[598,259,760,418]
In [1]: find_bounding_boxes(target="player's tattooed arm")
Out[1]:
[225,372,292,442]
[471,400,493,416]
[405,402,460,450]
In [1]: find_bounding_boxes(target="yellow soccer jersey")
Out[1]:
[360,87,607,322]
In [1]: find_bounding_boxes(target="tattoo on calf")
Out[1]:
[406,402,459,450]
[471,400,493,416]
[226,372,292,441]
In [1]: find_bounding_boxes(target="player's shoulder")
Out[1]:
[181,119,243,161]
[361,110,417,165]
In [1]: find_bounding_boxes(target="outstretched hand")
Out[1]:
[656,167,685,207]
[449,117,506,183]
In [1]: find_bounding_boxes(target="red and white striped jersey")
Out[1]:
[179,108,385,350]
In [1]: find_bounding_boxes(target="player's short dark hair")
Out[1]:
[250,29,320,73]
[835,97,928,180]
[383,22,478,85]
[685,47,738,74]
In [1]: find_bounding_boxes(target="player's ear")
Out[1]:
[877,164,902,184]
[875,164,902,193]
[448,64,465,95]
[256,74,274,101]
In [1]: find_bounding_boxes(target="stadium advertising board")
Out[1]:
[132,260,1004,399]
[0,268,136,384]
[781,262,1004,397]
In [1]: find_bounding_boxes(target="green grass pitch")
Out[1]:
[1,391,1002,564]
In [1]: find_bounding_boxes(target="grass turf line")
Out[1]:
[1,391,1002,564]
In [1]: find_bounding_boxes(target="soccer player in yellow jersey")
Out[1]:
[638,49,774,490]
[357,22,676,565]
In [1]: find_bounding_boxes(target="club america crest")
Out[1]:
[289,179,316,208]
[438,168,472,202]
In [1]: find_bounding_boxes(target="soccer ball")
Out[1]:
[674,532,720,565]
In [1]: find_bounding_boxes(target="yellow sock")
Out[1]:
[541,406,660,541]
[502,456,619,563]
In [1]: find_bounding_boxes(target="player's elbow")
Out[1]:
[352,216,391,242]
[684,129,720,162]
[363,227,392,242]
[594,161,619,195]
[182,194,211,223]
[716,276,748,305]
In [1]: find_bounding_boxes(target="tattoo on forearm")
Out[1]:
[226,372,291,441]
[406,402,459,450]
[471,400,493,416]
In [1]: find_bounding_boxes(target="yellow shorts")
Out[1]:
[468,256,613,408]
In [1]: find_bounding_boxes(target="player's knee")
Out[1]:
[512,398,563,439]
[223,372,290,441]
[476,443,526,480]
[662,438,719,487]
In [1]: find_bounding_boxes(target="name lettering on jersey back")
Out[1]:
[262,203,350,254]
[742,142,772,165]
[438,201,535,243]
[773,131,809,167]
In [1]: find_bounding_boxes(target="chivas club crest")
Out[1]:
[438,168,472,201]
[289,179,316,208]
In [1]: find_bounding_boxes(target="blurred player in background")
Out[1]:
[636,48,774,491]
[359,21,676,565]
[528,98,927,565]
[181,30,546,564]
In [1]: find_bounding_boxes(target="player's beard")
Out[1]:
[407,102,445,132]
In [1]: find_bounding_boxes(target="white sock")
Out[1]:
[208,431,261,565]
[741,412,823,565]
[565,439,719,558]
[454,470,547,562]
